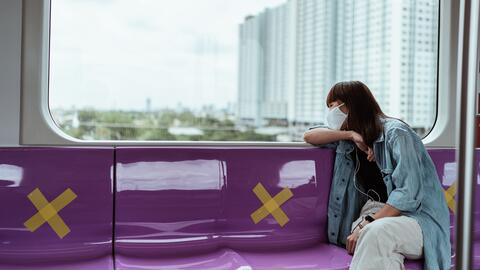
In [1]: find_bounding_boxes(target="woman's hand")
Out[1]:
[367,147,375,162]
[349,131,368,153]
[346,226,362,254]
[349,131,376,162]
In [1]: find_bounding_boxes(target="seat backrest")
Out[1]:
[115,147,335,257]
[0,147,114,265]
[0,147,468,263]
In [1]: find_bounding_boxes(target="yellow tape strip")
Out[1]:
[24,188,77,239]
[444,182,456,213]
[250,183,293,227]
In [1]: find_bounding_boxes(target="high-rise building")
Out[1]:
[293,0,337,124]
[145,97,152,112]
[237,4,290,127]
[237,0,439,136]
[335,0,439,132]
[400,0,439,130]
[237,14,264,127]
[335,0,392,112]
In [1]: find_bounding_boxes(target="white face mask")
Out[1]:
[326,103,347,130]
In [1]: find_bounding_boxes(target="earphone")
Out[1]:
[352,146,382,202]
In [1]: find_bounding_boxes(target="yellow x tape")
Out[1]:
[250,183,293,227]
[24,188,77,239]
[444,182,457,213]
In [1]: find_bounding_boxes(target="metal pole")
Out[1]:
[455,0,479,269]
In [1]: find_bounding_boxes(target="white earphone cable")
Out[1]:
[352,146,381,202]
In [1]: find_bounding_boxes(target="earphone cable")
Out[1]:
[353,146,381,202]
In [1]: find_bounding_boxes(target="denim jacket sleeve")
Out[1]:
[386,129,424,213]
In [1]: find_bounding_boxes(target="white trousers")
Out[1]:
[349,215,424,270]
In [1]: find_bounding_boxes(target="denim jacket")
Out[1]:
[317,117,451,270]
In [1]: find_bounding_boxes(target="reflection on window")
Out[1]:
[49,0,439,141]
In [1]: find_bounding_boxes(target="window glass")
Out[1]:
[49,0,439,141]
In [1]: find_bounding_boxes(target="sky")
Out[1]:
[49,0,286,111]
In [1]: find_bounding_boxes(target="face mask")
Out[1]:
[326,103,347,130]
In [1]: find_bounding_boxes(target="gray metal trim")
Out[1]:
[455,0,479,269]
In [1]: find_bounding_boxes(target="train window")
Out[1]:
[49,0,440,142]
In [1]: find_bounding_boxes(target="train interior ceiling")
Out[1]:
[0,0,480,270]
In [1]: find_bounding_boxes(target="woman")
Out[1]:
[304,81,451,270]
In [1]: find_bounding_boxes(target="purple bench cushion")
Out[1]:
[221,150,333,250]
[114,245,422,270]
[115,147,335,256]
[0,148,114,266]
[115,249,250,270]
[0,257,113,270]
[115,149,223,256]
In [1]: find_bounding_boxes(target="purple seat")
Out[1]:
[115,147,432,269]
[0,148,114,270]
[115,245,423,270]
[0,257,113,270]
[115,249,250,270]
[1,146,463,269]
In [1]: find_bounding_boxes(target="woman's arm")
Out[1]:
[304,128,370,154]
[303,128,353,145]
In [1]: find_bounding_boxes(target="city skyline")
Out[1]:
[238,0,439,130]
[50,0,439,138]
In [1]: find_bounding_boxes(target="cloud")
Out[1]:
[49,0,286,111]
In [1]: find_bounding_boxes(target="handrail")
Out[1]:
[455,0,479,269]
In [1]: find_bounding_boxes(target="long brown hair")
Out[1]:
[326,81,386,147]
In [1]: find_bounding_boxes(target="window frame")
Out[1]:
[21,0,455,147]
